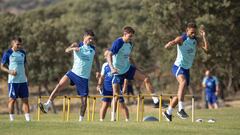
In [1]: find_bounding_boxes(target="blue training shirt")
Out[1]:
[71,42,95,79]
[101,62,114,92]
[110,37,133,75]
[1,48,27,83]
[174,33,197,69]
[202,76,219,93]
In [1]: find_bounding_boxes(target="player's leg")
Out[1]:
[99,101,110,121]
[19,82,31,121]
[163,65,188,121]
[79,96,87,121]
[75,76,89,122]
[111,82,120,121]
[119,97,129,121]
[22,98,30,121]
[176,74,189,119]
[8,98,16,121]
[213,94,219,109]
[39,75,70,113]
[8,83,16,121]
[133,69,159,107]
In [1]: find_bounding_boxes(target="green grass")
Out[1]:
[0,107,240,135]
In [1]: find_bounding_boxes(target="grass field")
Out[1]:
[0,107,240,135]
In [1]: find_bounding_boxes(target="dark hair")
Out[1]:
[83,29,95,37]
[186,22,197,29]
[123,26,135,34]
[11,36,22,43]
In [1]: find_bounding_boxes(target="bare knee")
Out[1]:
[144,76,151,84]
[9,99,16,105]
[179,79,187,87]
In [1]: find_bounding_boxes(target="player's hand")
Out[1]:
[199,25,206,37]
[9,70,17,76]
[96,85,102,94]
[215,91,218,96]
[164,43,171,49]
[199,30,206,37]
[95,72,100,79]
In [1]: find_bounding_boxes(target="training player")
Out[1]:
[1,37,31,121]
[107,26,160,121]
[39,29,100,122]
[163,23,209,121]
[202,69,219,109]
[97,50,129,121]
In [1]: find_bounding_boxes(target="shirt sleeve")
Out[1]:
[110,38,123,55]
[1,51,10,65]
[100,63,106,75]
[181,33,187,42]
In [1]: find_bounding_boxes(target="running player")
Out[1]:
[163,23,209,121]
[107,26,160,121]
[39,29,100,121]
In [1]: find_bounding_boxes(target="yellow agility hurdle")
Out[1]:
[37,96,66,121]
[37,94,195,122]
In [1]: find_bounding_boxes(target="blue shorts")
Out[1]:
[66,71,89,96]
[206,92,217,104]
[172,65,190,86]
[8,82,29,99]
[112,65,136,85]
[101,89,124,103]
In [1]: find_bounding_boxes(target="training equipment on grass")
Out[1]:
[37,94,195,122]
[143,116,159,121]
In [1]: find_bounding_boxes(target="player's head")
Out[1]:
[123,26,135,42]
[83,29,95,45]
[11,36,22,51]
[186,22,197,39]
[205,69,211,77]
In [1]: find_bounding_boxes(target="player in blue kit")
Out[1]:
[163,23,209,121]
[1,37,31,121]
[39,30,100,121]
[97,50,129,121]
[107,26,160,121]
[202,69,219,109]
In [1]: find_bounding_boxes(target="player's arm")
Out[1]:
[94,51,101,79]
[164,36,183,49]
[198,27,209,52]
[25,63,29,79]
[214,77,220,96]
[96,74,104,93]
[202,77,207,88]
[0,63,17,76]
[122,79,128,94]
[65,42,79,53]
[107,51,118,74]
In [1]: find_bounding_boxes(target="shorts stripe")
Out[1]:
[175,66,181,77]
[9,83,13,97]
